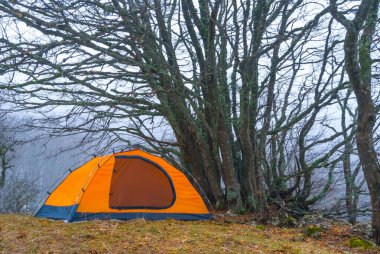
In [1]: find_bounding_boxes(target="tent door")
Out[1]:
[109,156,175,209]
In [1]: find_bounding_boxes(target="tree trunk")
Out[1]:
[218,113,243,210]
[342,144,357,224]
[354,84,380,242]
[239,74,267,212]
[339,89,358,225]
[0,155,6,188]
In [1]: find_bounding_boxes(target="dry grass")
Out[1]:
[0,214,379,253]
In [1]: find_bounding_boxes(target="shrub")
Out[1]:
[348,237,373,249]
[303,226,322,238]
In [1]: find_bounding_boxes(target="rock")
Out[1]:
[226,210,238,217]
[280,213,298,227]
[298,213,345,229]
[315,221,332,230]
[269,216,280,226]
[351,223,373,240]
[266,212,298,227]
[299,214,323,226]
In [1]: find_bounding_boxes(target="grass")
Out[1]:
[0,214,379,253]
[349,237,374,249]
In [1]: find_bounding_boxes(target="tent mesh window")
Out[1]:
[109,156,175,209]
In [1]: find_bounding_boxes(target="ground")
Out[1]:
[0,215,379,253]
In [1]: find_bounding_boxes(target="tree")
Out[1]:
[0,114,16,187]
[0,0,369,218]
[336,89,366,224]
[0,174,39,214]
[330,0,380,245]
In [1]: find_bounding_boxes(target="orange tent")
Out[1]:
[35,149,211,222]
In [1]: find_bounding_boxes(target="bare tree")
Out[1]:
[0,114,16,187]
[335,89,367,224]
[330,0,380,245]
[0,0,375,223]
[0,174,39,214]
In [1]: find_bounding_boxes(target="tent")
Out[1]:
[35,149,211,222]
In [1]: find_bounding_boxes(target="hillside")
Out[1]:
[0,215,379,253]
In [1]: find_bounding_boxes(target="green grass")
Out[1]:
[349,237,374,249]
[0,214,379,253]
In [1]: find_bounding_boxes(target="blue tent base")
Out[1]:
[71,212,212,222]
[35,205,78,220]
[35,205,212,222]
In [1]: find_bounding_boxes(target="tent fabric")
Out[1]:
[35,149,211,222]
